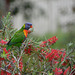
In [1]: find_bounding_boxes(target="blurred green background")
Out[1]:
[0,0,75,48]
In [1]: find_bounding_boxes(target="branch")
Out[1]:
[0,67,12,73]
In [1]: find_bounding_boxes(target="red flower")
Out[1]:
[61,51,70,66]
[12,58,16,63]
[53,68,63,75]
[40,36,58,47]
[24,45,32,54]
[61,52,66,61]
[0,39,7,45]
[64,66,70,75]
[45,49,62,61]
[48,36,58,45]
[8,64,11,69]
[0,57,5,60]
[1,70,11,75]
[19,57,23,71]
[15,73,18,75]
[62,59,69,66]
[40,41,47,47]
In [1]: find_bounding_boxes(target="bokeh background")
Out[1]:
[0,0,75,48]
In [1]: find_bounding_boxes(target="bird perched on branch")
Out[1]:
[6,22,33,50]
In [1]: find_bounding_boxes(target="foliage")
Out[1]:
[34,30,75,49]
[0,12,75,75]
[0,12,16,40]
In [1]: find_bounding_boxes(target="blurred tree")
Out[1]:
[0,0,6,29]
[72,1,75,13]
[9,0,45,21]
[23,1,34,20]
[6,0,10,11]
[9,0,34,21]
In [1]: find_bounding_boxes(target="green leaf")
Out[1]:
[48,71,53,75]
[1,50,6,59]
[68,42,73,47]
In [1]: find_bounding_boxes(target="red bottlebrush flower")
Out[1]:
[1,70,11,75]
[53,68,63,75]
[40,36,58,47]
[45,52,55,61]
[40,41,47,47]
[0,39,7,45]
[61,51,69,66]
[41,49,48,54]
[28,48,31,54]
[0,57,5,60]
[62,59,69,66]
[3,48,8,54]
[48,36,58,45]
[45,49,62,61]
[1,70,5,75]
[6,71,11,75]
[12,58,16,63]
[19,57,23,71]
[19,61,23,71]
[64,66,70,75]
[15,73,18,75]
[24,45,32,54]
[8,64,11,69]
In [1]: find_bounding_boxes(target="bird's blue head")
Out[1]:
[24,22,32,30]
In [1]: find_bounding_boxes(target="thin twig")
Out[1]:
[0,67,11,73]
[69,68,75,75]
[11,51,17,61]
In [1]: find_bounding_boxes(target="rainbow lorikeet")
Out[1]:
[6,22,33,50]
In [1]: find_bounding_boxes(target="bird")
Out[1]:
[6,22,33,50]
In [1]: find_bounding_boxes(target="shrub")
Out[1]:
[0,12,75,75]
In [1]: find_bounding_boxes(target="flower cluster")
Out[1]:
[0,39,7,45]
[40,36,58,47]
[0,40,23,75]
[0,36,75,75]
[24,44,32,55]
[45,49,62,61]
[53,68,63,75]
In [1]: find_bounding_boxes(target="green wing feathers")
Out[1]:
[6,31,26,50]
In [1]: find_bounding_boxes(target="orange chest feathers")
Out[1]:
[23,30,28,38]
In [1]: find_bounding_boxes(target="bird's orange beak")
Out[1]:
[30,25,32,28]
